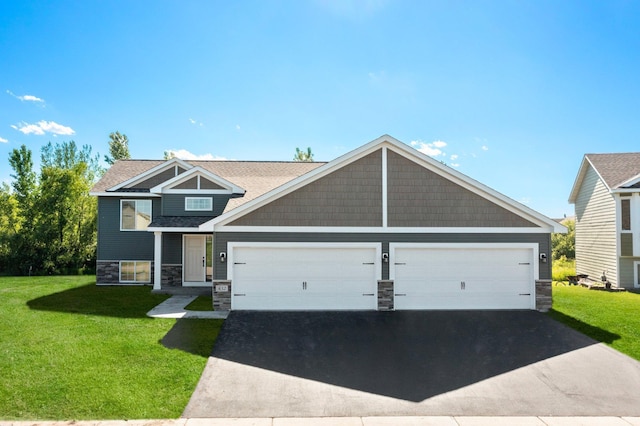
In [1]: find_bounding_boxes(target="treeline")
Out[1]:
[0,141,100,275]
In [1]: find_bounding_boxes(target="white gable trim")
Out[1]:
[107,158,194,192]
[149,166,245,195]
[569,155,617,203]
[200,134,565,233]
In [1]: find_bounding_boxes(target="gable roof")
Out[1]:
[200,135,565,232]
[569,153,640,203]
[91,159,324,213]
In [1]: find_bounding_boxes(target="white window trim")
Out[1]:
[119,261,151,283]
[185,196,213,211]
[120,199,152,231]
[617,194,640,256]
[634,261,640,289]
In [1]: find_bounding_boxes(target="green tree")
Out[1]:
[552,218,575,260]
[104,131,130,165]
[0,141,99,275]
[293,147,314,162]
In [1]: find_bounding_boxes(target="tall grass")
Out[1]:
[552,256,575,282]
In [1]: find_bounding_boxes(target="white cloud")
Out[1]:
[12,120,75,136]
[519,197,531,205]
[450,163,460,168]
[165,149,228,161]
[235,124,241,130]
[482,145,489,151]
[189,118,196,124]
[0,137,8,143]
[411,139,448,157]
[7,90,44,103]
[450,154,458,160]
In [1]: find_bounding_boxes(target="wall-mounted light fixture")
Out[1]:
[219,252,227,263]
[539,253,547,263]
[382,252,389,263]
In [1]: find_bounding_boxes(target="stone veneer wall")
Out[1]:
[377,280,394,311]
[96,261,155,285]
[161,264,182,287]
[212,280,231,310]
[535,279,552,312]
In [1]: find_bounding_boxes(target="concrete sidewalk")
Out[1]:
[146,295,228,319]
[3,416,640,425]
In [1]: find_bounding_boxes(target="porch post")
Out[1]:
[153,231,162,290]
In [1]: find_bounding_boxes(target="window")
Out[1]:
[622,199,631,231]
[185,197,213,211]
[121,199,152,230]
[119,261,151,283]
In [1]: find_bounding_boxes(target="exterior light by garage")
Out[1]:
[220,252,227,263]
[382,253,389,263]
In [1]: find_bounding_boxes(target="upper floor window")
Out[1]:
[121,199,152,230]
[622,198,631,231]
[185,197,213,211]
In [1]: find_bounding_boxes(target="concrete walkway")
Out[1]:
[146,295,229,319]
[3,416,640,425]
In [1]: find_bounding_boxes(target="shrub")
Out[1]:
[552,256,576,282]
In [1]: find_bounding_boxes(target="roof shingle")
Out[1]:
[586,153,640,189]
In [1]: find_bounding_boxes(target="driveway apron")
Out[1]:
[183,311,640,418]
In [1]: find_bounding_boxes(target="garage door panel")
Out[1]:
[231,244,379,310]
[393,245,535,310]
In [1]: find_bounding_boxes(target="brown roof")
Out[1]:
[586,153,640,189]
[92,159,325,213]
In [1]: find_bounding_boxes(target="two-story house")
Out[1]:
[569,152,640,289]
[91,135,564,311]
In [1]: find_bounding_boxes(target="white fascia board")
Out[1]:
[387,142,563,231]
[147,226,200,233]
[200,135,399,231]
[201,134,564,233]
[569,156,611,203]
[89,191,161,198]
[107,158,194,191]
[208,225,555,234]
[615,172,640,189]
[611,188,640,195]
[149,166,245,194]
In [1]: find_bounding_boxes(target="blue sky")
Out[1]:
[1,0,639,218]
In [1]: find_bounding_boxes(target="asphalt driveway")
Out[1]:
[183,311,640,418]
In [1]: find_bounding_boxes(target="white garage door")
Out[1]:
[391,243,537,310]
[229,243,381,310]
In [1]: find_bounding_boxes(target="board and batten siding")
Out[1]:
[161,193,232,217]
[96,197,158,261]
[213,232,551,282]
[574,165,618,286]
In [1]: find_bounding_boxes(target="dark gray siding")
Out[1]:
[97,197,159,260]
[229,150,383,227]
[162,194,231,216]
[387,151,537,227]
[163,233,183,263]
[213,232,551,281]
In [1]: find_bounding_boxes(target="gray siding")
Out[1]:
[387,151,536,227]
[96,197,159,260]
[174,177,198,189]
[162,194,231,216]
[229,150,383,227]
[131,168,180,189]
[163,233,183,264]
[213,232,551,281]
[574,165,618,286]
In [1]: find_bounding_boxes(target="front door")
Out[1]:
[183,235,212,286]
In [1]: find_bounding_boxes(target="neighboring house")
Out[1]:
[569,153,640,289]
[90,135,564,311]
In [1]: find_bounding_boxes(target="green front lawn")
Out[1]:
[0,276,223,420]
[549,285,640,361]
